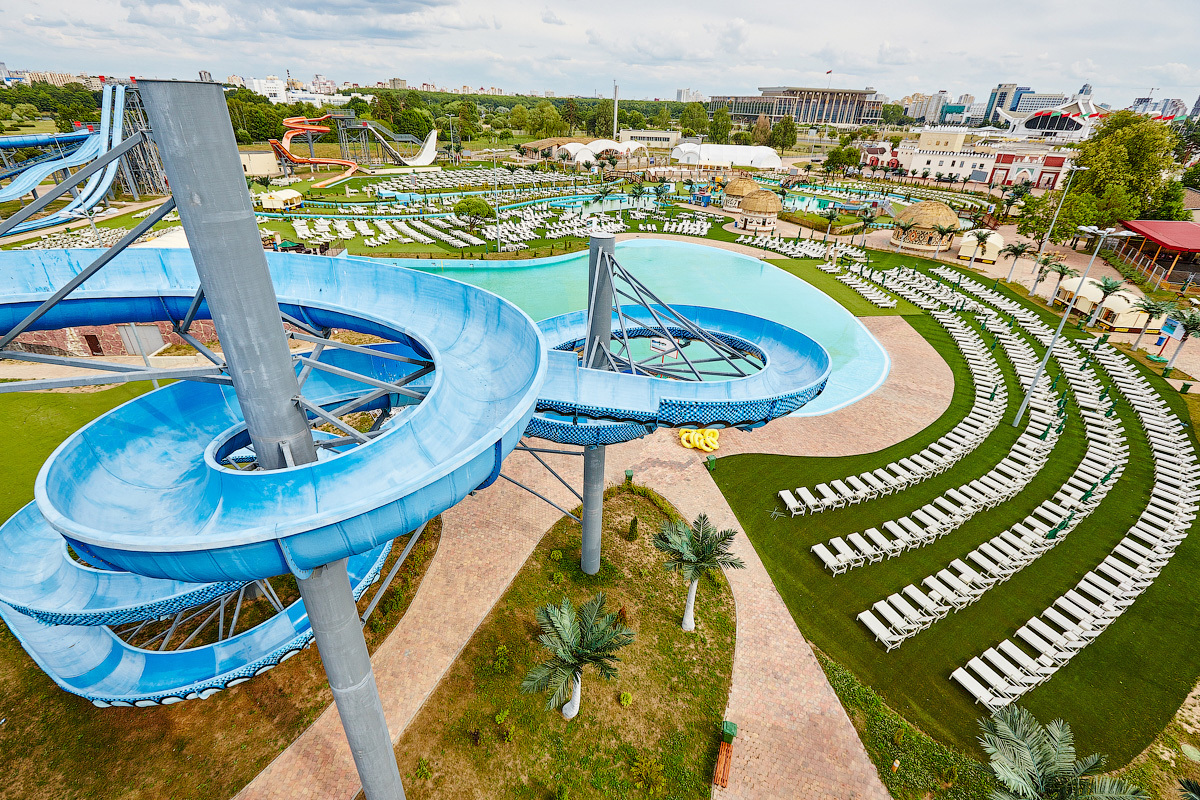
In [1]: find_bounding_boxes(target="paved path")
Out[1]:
[235,310,942,800]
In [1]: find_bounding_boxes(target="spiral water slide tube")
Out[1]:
[0,238,831,704]
[269,114,360,189]
[0,84,130,235]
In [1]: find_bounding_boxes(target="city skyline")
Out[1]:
[6,0,1198,108]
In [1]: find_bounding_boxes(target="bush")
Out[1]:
[415,757,432,780]
[555,786,570,800]
[619,691,633,707]
[631,754,666,797]
[625,517,639,541]
[551,571,565,584]
[494,709,509,725]
[491,644,511,674]
[550,549,563,562]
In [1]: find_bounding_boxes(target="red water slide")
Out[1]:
[268,115,359,189]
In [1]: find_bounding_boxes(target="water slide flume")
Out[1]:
[269,114,361,189]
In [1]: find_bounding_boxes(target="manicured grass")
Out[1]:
[766,258,922,317]
[711,256,1200,767]
[0,386,442,799]
[391,485,736,800]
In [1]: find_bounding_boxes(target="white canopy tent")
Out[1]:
[670,143,783,169]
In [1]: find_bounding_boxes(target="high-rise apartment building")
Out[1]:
[198,70,213,82]
[984,83,1018,122]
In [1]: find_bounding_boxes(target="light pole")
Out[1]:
[1029,164,1085,278]
[1012,225,1136,427]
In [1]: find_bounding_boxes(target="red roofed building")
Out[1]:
[1111,220,1200,293]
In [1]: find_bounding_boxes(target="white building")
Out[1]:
[226,75,245,87]
[676,88,707,103]
[1013,93,1068,113]
[996,95,1105,143]
[246,76,287,102]
[887,126,1078,188]
[311,74,337,94]
[619,129,680,149]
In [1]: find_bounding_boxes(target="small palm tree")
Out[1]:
[629,182,646,204]
[1000,241,1035,282]
[1048,262,1079,302]
[652,514,746,631]
[1086,276,1130,327]
[978,705,1147,800]
[1179,778,1200,800]
[1130,298,1178,352]
[893,219,916,251]
[859,210,877,247]
[592,185,614,205]
[931,223,959,258]
[820,207,841,242]
[653,183,669,205]
[964,229,992,265]
[1029,254,1060,296]
[1166,308,1200,370]
[521,592,635,720]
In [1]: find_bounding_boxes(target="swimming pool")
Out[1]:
[383,239,890,415]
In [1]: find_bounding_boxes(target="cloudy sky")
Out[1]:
[7,0,1198,108]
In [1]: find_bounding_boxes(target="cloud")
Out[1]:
[541,8,565,25]
[877,41,915,66]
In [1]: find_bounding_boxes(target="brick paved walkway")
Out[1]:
[236,288,947,800]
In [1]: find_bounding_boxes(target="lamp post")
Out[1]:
[1029,164,1085,277]
[1012,225,1136,427]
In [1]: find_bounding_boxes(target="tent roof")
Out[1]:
[1122,220,1200,253]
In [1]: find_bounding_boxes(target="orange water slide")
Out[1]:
[268,115,359,189]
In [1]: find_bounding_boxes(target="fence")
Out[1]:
[1108,238,1200,295]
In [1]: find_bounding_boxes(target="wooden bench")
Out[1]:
[713,740,732,788]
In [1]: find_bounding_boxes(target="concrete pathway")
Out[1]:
[235,312,943,800]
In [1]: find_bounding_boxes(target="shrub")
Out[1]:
[467,727,481,746]
[625,517,639,541]
[631,754,666,796]
[940,764,958,786]
[550,549,563,562]
[551,571,565,584]
[491,644,511,674]
[499,723,515,743]
[619,691,633,707]
[616,605,629,626]
[494,709,509,725]
[415,757,432,780]
[892,726,907,748]
[555,786,570,800]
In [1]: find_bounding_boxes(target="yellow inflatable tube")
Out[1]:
[679,428,720,452]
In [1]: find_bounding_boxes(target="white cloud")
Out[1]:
[877,41,915,66]
[541,8,565,25]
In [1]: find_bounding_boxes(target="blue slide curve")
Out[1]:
[0,245,829,704]
[0,85,128,234]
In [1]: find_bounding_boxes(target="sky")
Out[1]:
[6,0,1199,109]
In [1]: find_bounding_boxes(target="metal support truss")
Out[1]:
[498,473,581,523]
[359,523,428,625]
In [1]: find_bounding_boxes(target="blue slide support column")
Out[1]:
[581,233,614,575]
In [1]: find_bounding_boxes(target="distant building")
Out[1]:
[310,74,337,94]
[890,126,1079,188]
[984,83,1019,123]
[676,88,706,103]
[26,71,81,88]
[916,91,950,122]
[1013,93,1068,113]
[956,93,975,106]
[226,75,245,88]
[245,76,287,102]
[1129,96,1188,117]
[387,78,407,91]
[708,86,883,126]
[1078,83,1094,97]
[618,129,680,149]
[1192,94,1200,118]
[198,70,213,82]
[996,95,1105,143]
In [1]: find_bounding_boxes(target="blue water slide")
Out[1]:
[0,86,112,204]
[0,130,92,150]
[0,144,86,182]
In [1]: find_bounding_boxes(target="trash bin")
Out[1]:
[1182,383,1193,394]
[624,469,633,484]
[721,720,738,743]
[705,455,717,472]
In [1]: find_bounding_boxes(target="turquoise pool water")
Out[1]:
[388,240,890,415]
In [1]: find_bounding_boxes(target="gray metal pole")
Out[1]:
[139,80,405,800]
[297,560,407,800]
[138,80,316,471]
[1012,231,1108,428]
[581,234,615,575]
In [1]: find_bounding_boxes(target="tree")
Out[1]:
[1165,308,1200,370]
[651,514,745,631]
[679,102,709,134]
[651,104,671,130]
[880,104,913,126]
[509,104,530,133]
[731,131,752,145]
[587,99,615,138]
[1029,254,1061,296]
[13,102,39,121]
[931,223,959,257]
[452,197,495,232]
[819,207,841,242]
[521,593,634,720]
[888,134,903,151]
[1073,111,1181,218]
[563,98,580,134]
[769,117,797,152]
[1048,262,1080,301]
[858,211,877,247]
[751,114,771,145]
[893,219,916,251]
[0,102,11,121]
[1130,298,1178,351]
[626,110,645,129]
[978,705,1147,800]
[1179,778,1200,800]
[964,229,992,265]
[1182,165,1200,190]
[1086,276,1129,326]
[1146,181,1191,220]
[999,241,1035,282]
[708,108,732,144]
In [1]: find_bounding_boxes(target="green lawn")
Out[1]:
[712,255,1200,768]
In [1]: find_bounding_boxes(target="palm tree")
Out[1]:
[858,210,877,247]
[1179,778,1200,800]
[959,175,970,191]
[1086,276,1129,327]
[999,241,1035,283]
[964,229,992,265]
[1130,298,1178,352]
[651,514,746,631]
[629,182,646,206]
[1048,262,1080,303]
[893,219,916,252]
[1166,308,1200,370]
[978,705,1147,800]
[1029,255,1059,296]
[653,183,670,206]
[931,223,959,258]
[521,592,634,720]
[819,207,841,242]
[591,185,614,206]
